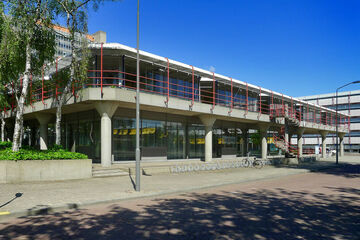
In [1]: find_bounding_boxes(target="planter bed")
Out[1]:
[0,159,92,183]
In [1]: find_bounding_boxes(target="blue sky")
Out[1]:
[87,0,360,97]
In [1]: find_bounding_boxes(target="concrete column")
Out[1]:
[320,131,329,158]
[338,133,345,157]
[297,128,305,158]
[35,113,52,150]
[199,115,216,162]
[259,125,269,159]
[284,122,289,152]
[95,102,118,167]
[241,128,248,156]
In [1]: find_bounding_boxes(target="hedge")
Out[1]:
[0,143,88,160]
[0,141,12,150]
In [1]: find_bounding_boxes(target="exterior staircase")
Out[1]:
[271,104,302,157]
[273,127,299,158]
[92,165,129,178]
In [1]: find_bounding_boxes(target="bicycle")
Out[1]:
[241,152,264,169]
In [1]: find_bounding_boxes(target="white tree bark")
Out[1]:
[19,115,24,148]
[55,14,76,146]
[1,116,5,142]
[12,43,31,151]
[55,102,62,145]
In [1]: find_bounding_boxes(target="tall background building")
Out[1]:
[53,25,106,57]
[298,90,360,153]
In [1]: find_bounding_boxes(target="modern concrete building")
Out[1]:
[53,26,105,57]
[0,42,349,167]
[298,90,360,153]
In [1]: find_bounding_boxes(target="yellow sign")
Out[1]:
[113,128,156,136]
[189,138,205,144]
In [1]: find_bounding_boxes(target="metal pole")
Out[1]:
[101,43,103,98]
[135,0,141,191]
[259,87,262,115]
[336,89,339,165]
[212,72,215,110]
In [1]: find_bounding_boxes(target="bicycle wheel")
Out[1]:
[253,160,263,169]
[241,159,250,168]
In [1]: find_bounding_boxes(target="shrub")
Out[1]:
[0,143,88,160]
[0,141,12,150]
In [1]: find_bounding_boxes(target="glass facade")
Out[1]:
[113,117,136,161]
[44,109,268,162]
[188,124,205,159]
[113,117,186,161]
[86,54,269,114]
[111,115,253,161]
[60,111,101,161]
[167,122,186,159]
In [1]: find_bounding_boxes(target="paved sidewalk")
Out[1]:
[0,158,353,221]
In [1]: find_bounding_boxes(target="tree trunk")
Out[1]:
[12,43,31,152]
[19,115,24,148]
[55,16,76,146]
[1,117,5,142]
[55,102,62,145]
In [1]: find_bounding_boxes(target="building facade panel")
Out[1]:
[299,90,360,152]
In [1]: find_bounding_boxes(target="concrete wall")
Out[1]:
[0,159,92,183]
[300,91,358,151]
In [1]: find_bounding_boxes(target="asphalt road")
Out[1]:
[0,164,359,240]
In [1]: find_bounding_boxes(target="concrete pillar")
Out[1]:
[284,123,289,152]
[320,131,329,158]
[95,102,118,167]
[338,133,345,157]
[241,128,248,157]
[199,115,216,162]
[35,113,52,150]
[297,128,305,158]
[259,125,269,159]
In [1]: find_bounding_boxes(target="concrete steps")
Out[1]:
[92,168,129,178]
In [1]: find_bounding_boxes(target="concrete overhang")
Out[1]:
[4,88,348,135]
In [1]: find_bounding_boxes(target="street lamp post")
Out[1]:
[135,0,141,191]
[335,81,360,165]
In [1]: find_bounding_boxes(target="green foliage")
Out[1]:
[0,142,87,160]
[0,141,12,149]
[0,9,25,109]
[251,131,262,146]
[0,0,57,105]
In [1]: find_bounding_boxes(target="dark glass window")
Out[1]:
[188,124,205,159]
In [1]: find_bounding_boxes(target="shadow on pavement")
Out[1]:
[315,163,360,178]
[0,183,359,239]
[0,193,23,209]
[276,161,360,178]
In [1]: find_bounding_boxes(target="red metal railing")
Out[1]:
[273,128,314,156]
[0,64,350,132]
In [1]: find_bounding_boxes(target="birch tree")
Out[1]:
[0,2,5,142]
[4,0,56,151]
[53,0,107,145]
[0,2,19,142]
